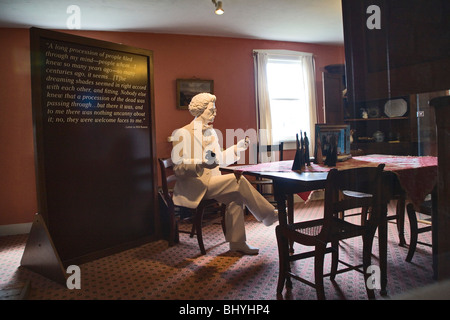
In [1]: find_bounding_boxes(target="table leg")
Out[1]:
[287,194,295,253]
[273,181,288,226]
[287,194,294,225]
[379,203,388,296]
[273,182,296,253]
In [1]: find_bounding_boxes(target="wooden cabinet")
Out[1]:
[340,0,450,281]
[323,63,418,155]
[344,96,417,156]
[340,0,450,156]
[342,0,450,103]
[323,64,346,125]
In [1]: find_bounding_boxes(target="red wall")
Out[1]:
[0,28,344,226]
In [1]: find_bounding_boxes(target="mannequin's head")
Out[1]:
[189,93,217,131]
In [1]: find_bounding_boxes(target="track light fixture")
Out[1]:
[212,0,224,15]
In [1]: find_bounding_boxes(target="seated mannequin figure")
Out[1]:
[170,93,278,255]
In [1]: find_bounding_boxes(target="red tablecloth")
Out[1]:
[352,155,438,208]
[236,155,438,207]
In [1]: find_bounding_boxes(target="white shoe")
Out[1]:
[229,242,259,255]
[262,209,278,226]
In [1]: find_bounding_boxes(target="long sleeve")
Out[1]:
[221,145,240,166]
[206,130,239,167]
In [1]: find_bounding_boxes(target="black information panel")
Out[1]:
[30,28,158,264]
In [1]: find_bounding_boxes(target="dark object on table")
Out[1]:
[324,134,337,167]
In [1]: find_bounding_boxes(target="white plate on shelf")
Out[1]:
[384,99,407,117]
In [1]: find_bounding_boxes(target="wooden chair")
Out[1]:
[341,181,408,248]
[158,158,226,255]
[405,199,432,262]
[275,164,385,300]
[250,142,284,204]
[338,191,371,226]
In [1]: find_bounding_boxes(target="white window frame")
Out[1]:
[253,49,317,153]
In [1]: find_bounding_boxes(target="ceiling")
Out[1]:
[0,0,344,45]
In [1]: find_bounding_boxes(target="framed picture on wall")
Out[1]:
[176,79,214,110]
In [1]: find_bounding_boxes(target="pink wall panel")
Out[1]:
[0,28,344,225]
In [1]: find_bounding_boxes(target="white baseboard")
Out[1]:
[0,222,32,236]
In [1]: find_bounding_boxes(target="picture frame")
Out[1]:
[314,124,351,161]
[176,79,214,110]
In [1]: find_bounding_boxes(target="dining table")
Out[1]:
[220,154,438,296]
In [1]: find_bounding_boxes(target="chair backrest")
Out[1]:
[322,164,385,233]
[158,158,177,205]
[257,142,284,163]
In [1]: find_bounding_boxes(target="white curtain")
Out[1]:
[301,53,318,155]
[253,49,318,155]
[253,51,273,146]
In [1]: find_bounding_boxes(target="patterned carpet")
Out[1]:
[0,199,436,300]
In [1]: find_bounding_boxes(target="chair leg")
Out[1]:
[194,207,207,255]
[363,227,376,300]
[314,245,326,300]
[172,220,180,244]
[396,196,407,246]
[189,211,196,238]
[330,240,339,280]
[406,204,419,262]
[360,207,369,225]
[220,204,227,238]
[168,204,178,246]
[189,225,196,238]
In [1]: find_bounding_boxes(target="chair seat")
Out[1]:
[158,157,226,255]
[200,198,221,207]
[343,190,372,198]
[176,199,223,219]
[419,200,432,215]
[288,217,366,241]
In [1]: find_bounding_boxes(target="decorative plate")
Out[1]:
[384,99,407,117]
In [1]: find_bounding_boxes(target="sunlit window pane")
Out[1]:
[267,61,303,100]
[266,59,310,144]
[269,100,309,143]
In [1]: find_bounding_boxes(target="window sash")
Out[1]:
[266,60,310,145]
[253,49,317,152]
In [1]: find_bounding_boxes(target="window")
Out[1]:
[253,50,317,152]
[266,58,311,145]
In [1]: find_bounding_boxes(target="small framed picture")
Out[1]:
[176,79,214,110]
[314,124,351,160]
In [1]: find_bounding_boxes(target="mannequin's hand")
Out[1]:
[236,137,249,153]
